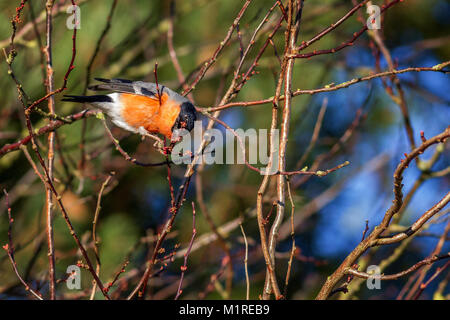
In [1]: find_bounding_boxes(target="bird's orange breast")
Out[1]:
[120,93,181,139]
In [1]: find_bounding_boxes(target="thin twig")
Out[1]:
[239,223,250,300]
[346,253,450,281]
[90,173,115,300]
[174,202,197,300]
[2,189,43,300]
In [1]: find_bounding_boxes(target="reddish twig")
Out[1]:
[127,175,192,299]
[361,220,369,241]
[291,0,403,59]
[182,0,252,96]
[90,172,115,299]
[44,0,57,299]
[154,62,163,106]
[2,189,43,300]
[167,0,192,100]
[174,202,197,300]
[413,261,450,300]
[0,110,98,157]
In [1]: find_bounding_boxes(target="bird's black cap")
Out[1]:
[173,101,197,132]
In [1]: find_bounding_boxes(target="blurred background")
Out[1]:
[0,0,448,300]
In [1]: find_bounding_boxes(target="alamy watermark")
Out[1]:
[171,121,280,175]
[366,5,381,30]
[66,5,81,30]
[66,265,81,290]
[366,265,382,290]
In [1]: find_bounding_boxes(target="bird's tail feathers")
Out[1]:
[62,95,113,104]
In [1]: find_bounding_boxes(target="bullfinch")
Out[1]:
[62,78,197,140]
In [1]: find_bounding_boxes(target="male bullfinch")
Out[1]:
[62,78,197,140]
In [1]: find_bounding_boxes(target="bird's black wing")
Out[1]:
[88,78,160,98]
